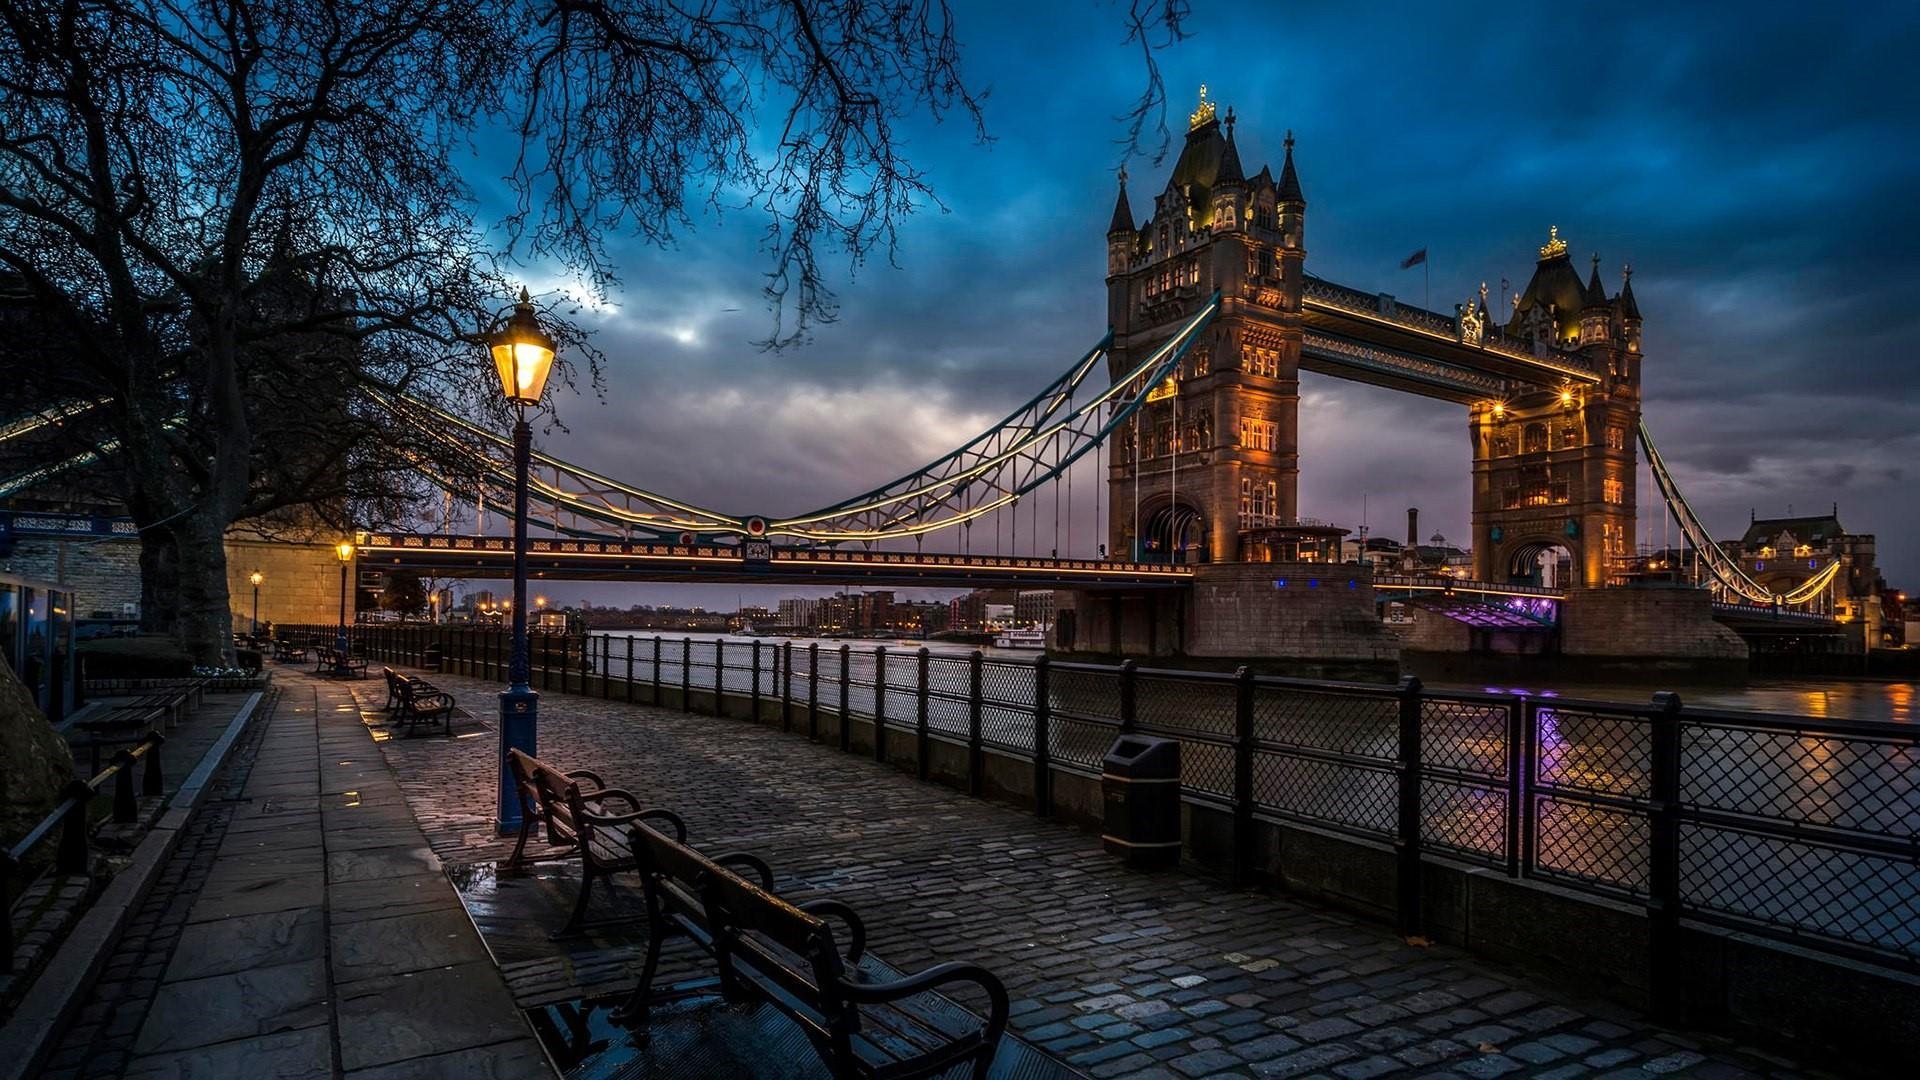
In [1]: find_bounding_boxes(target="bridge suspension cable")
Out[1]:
[1638,420,1842,606]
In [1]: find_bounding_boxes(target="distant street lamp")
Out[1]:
[334,541,355,672]
[487,288,558,835]
[249,571,264,637]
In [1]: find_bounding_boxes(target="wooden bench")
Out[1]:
[620,822,1008,1079]
[380,668,457,736]
[315,646,367,679]
[274,639,308,662]
[72,701,170,773]
[504,748,686,936]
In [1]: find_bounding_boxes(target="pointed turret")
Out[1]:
[1108,169,1136,236]
[1617,264,1641,321]
[1276,130,1305,206]
[1584,254,1609,309]
[1217,108,1246,187]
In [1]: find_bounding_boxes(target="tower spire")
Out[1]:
[1107,167,1135,235]
[1276,129,1304,205]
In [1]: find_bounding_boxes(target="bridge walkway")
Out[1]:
[350,663,1813,1079]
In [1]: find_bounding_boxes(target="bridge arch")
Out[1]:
[1140,498,1210,565]
[1501,536,1584,589]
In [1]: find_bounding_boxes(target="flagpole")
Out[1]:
[1424,246,1430,311]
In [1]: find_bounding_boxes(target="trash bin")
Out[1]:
[423,644,443,672]
[1101,735,1181,869]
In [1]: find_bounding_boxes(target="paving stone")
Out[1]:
[1454,1055,1524,1078]
[1170,1047,1243,1076]
[1250,1042,1356,1077]
[1231,1032,1304,1062]
[330,906,491,981]
[1294,1017,1363,1042]
[1330,1055,1402,1079]
[340,1038,555,1078]
[334,961,528,1071]
[163,907,325,983]
[134,959,329,1054]
[1133,1027,1193,1050]
[122,1027,333,1079]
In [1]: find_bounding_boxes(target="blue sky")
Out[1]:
[484,1,1920,608]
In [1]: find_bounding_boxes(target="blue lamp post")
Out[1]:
[488,288,558,835]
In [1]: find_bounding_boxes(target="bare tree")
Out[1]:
[0,0,1184,662]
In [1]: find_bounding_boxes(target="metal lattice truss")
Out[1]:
[1640,420,1842,606]
[369,292,1221,544]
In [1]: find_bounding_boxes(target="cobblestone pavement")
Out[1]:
[41,675,546,1079]
[355,665,1824,1080]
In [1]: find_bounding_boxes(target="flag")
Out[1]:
[1400,248,1428,270]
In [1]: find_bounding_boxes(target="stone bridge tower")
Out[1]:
[1469,231,1643,587]
[1105,88,1305,564]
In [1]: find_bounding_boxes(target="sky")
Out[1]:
[465,1,1920,609]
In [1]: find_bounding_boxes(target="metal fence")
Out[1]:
[293,623,1920,975]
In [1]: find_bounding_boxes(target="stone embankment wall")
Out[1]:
[1560,586,1747,660]
[1186,562,1399,665]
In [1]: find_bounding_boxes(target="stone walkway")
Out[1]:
[44,674,547,1079]
[354,665,1820,1080]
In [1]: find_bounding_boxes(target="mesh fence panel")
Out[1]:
[1532,796,1649,896]
[1252,752,1396,837]
[1681,724,1920,837]
[1049,666,1120,724]
[1679,824,1920,962]
[1254,684,1398,759]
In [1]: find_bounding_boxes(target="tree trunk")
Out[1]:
[137,528,180,635]
[172,517,235,665]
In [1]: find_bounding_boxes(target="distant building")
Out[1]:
[778,597,820,629]
[1015,590,1055,628]
[1720,510,1888,640]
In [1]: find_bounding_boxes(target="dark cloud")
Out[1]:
[489,1,1920,605]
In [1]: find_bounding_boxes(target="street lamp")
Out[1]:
[249,571,264,637]
[334,541,355,672]
[487,287,558,835]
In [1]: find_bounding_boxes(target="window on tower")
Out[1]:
[1239,417,1277,452]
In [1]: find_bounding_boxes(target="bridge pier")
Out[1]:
[1056,562,1399,680]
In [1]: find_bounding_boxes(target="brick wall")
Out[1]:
[0,537,142,617]
[1,533,346,627]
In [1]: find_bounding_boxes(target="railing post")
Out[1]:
[1506,697,1529,878]
[807,643,820,740]
[55,780,91,873]
[1232,665,1256,886]
[681,638,692,712]
[651,636,663,703]
[1032,655,1052,818]
[967,650,984,797]
[751,640,763,720]
[625,637,636,704]
[915,648,931,781]
[601,636,612,699]
[541,635,552,692]
[873,647,888,763]
[838,645,852,752]
[714,640,726,712]
[112,750,138,823]
[1648,691,1685,1020]
[142,734,165,796]
[782,642,795,733]
[1118,659,1137,733]
[1395,675,1424,938]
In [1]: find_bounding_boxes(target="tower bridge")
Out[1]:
[2,87,1883,665]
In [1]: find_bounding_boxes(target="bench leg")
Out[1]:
[612,922,667,1033]
[554,866,597,938]
[506,811,536,868]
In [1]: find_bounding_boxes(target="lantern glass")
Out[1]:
[489,290,557,406]
[250,571,264,586]
[336,541,355,563]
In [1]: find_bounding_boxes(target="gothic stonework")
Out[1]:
[1106,100,1305,564]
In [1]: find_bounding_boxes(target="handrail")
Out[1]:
[2,730,166,973]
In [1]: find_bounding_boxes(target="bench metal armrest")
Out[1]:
[586,806,687,841]
[797,899,866,961]
[712,852,775,891]
[565,768,607,790]
[837,962,1009,1038]
[576,786,641,811]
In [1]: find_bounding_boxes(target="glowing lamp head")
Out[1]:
[489,288,557,407]
[1559,389,1574,406]
[1490,402,1505,419]
[335,541,354,563]
[249,571,264,586]
[536,596,547,609]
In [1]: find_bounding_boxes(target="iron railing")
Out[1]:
[2,731,165,973]
[287,623,1920,976]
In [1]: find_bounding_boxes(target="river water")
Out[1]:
[589,630,1916,724]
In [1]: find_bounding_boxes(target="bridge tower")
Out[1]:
[1470,233,1643,587]
[1105,88,1304,564]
